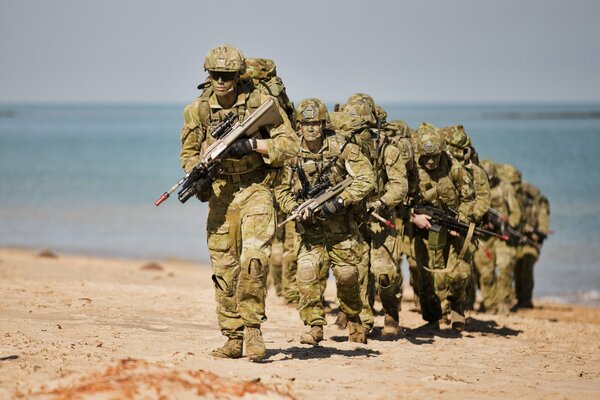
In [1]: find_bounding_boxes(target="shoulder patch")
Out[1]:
[384,145,401,165]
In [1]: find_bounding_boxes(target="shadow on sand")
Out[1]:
[263,344,381,362]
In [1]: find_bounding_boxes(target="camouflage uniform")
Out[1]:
[281,220,300,304]
[412,124,476,328]
[275,99,375,343]
[515,182,549,308]
[443,125,491,310]
[475,160,521,313]
[493,163,524,310]
[180,46,298,358]
[364,129,411,334]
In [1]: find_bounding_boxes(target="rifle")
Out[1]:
[278,176,353,228]
[155,98,282,206]
[413,205,508,242]
[487,208,542,249]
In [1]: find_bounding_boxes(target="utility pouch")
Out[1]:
[427,223,447,251]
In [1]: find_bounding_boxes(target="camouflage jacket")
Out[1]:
[416,152,476,223]
[179,80,298,176]
[275,131,375,214]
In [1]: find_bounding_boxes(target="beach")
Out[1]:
[1,246,599,399]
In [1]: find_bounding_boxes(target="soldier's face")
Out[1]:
[299,121,323,142]
[209,71,237,97]
[421,153,441,170]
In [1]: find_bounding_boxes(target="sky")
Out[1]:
[1,0,599,104]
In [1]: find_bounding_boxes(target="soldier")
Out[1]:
[364,117,412,336]
[443,125,491,310]
[477,160,521,314]
[514,181,550,309]
[179,45,298,361]
[275,98,375,345]
[411,123,476,331]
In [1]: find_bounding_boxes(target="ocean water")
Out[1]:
[1,103,599,306]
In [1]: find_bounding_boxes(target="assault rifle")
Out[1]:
[154,98,282,206]
[487,208,542,249]
[413,205,508,242]
[278,176,353,228]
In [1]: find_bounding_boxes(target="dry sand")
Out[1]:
[1,246,599,399]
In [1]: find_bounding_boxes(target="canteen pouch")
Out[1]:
[427,224,447,252]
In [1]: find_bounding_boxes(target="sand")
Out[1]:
[1,246,599,399]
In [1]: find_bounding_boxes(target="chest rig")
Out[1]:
[196,82,267,178]
[418,154,460,210]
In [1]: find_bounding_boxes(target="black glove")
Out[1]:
[194,177,213,202]
[225,138,254,159]
[321,196,345,217]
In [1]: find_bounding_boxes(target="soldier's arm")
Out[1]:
[454,163,476,223]
[506,183,522,228]
[180,102,207,173]
[537,196,550,235]
[378,144,409,208]
[257,94,299,167]
[338,143,375,205]
[472,164,491,223]
[273,163,299,214]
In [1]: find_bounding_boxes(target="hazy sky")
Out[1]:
[1,0,599,103]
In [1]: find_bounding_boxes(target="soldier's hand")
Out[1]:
[411,213,432,230]
[299,207,314,222]
[366,199,385,214]
[225,138,254,159]
[321,196,345,217]
[449,230,460,237]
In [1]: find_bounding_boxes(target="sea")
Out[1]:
[1,102,599,306]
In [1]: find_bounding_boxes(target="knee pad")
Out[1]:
[242,250,268,277]
[297,261,317,283]
[336,266,358,287]
[378,274,391,289]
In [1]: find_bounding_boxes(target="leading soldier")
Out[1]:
[179,45,298,361]
[275,98,375,345]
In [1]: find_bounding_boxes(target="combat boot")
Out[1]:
[334,310,348,329]
[450,310,465,332]
[347,316,367,344]
[244,327,266,362]
[495,303,511,316]
[382,313,400,336]
[300,325,324,346]
[210,338,243,359]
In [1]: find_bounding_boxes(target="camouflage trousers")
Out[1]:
[362,217,403,328]
[268,233,284,297]
[396,217,418,308]
[515,245,539,305]
[296,214,363,327]
[281,221,300,304]
[207,180,275,340]
[414,230,471,323]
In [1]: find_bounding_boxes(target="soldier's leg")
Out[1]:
[473,239,497,312]
[268,234,284,297]
[414,234,442,323]
[441,237,471,331]
[282,221,300,305]
[237,187,275,327]
[494,241,517,314]
[370,224,402,334]
[207,190,244,341]
[329,235,365,342]
[515,248,538,307]
[356,239,375,331]
[296,237,327,327]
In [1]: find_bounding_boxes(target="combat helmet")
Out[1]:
[341,93,376,124]
[296,98,330,124]
[203,45,246,73]
[443,125,472,161]
[480,159,497,179]
[416,123,445,170]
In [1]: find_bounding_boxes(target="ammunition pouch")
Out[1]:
[427,224,447,251]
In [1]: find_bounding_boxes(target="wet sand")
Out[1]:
[1,246,599,399]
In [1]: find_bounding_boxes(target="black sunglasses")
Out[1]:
[209,71,237,82]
